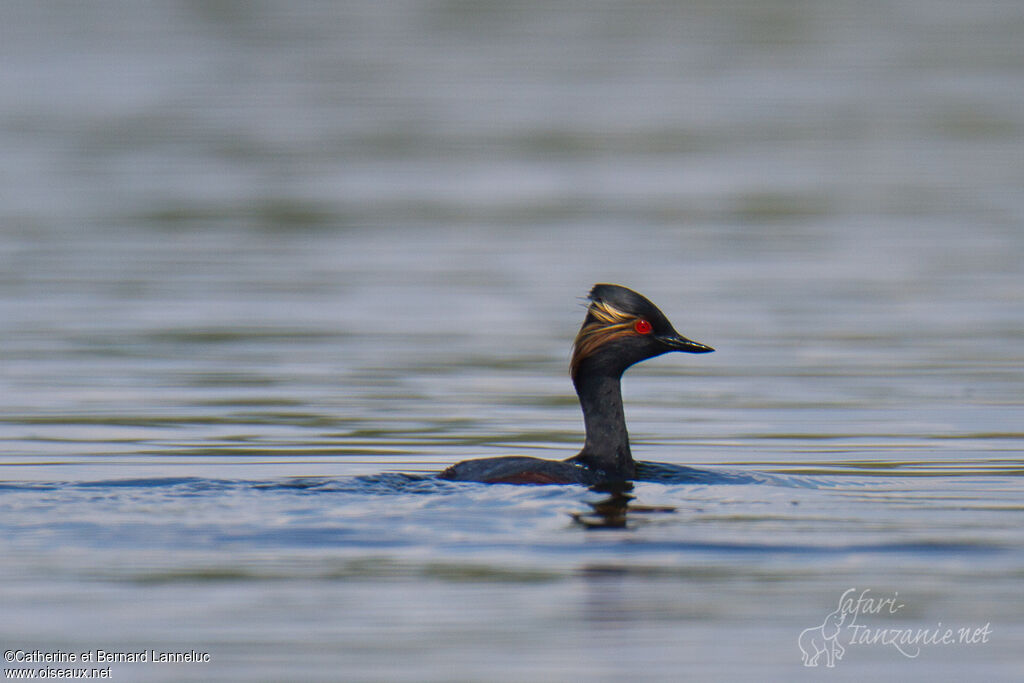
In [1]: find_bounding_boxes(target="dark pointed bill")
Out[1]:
[657,334,715,354]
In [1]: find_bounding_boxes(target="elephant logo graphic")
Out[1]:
[798,608,847,667]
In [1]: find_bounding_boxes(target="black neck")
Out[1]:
[571,365,635,480]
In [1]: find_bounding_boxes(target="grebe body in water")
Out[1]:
[439,284,713,485]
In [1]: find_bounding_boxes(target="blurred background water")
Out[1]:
[1,0,1022,680]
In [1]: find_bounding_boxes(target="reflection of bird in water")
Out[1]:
[570,484,678,529]
[440,284,713,486]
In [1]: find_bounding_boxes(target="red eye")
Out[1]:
[634,319,653,335]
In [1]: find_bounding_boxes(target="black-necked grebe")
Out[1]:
[439,284,713,485]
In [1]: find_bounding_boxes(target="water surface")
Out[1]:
[1,1,1022,680]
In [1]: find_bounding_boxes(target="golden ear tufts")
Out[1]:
[570,300,639,377]
[587,300,633,325]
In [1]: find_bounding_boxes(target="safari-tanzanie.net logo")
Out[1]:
[798,588,992,667]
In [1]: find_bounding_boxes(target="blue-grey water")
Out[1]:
[1,1,1022,681]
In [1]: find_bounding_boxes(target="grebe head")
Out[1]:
[570,283,713,380]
